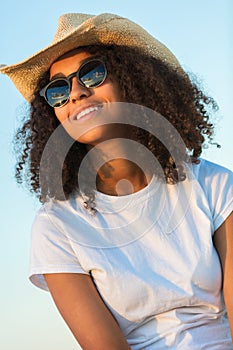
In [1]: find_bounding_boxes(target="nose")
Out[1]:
[69,77,91,103]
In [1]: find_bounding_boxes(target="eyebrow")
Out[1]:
[49,56,97,81]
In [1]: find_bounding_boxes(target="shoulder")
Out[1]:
[32,194,87,228]
[31,194,96,245]
[191,158,233,230]
[193,158,233,178]
[191,158,233,191]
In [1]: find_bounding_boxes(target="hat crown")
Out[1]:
[0,12,187,102]
[52,13,93,43]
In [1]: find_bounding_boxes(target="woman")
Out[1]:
[1,13,233,349]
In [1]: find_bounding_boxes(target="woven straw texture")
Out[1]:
[0,13,185,102]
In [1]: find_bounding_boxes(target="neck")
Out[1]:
[86,139,152,196]
[96,159,150,196]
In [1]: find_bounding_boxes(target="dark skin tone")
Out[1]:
[45,50,147,349]
[96,159,149,195]
[52,50,151,196]
[44,49,233,348]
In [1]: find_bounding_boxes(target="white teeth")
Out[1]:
[75,106,101,120]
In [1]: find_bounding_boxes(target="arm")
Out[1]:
[44,273,131,350]
[213,211,233,339]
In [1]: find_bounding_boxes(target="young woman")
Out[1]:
[1,13,233,349]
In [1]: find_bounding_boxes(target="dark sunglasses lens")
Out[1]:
[46,80,70,107]
[79,61,107,88]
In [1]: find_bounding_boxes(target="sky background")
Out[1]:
[0,1,232,349]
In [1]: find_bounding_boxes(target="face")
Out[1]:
[49,50,125,145]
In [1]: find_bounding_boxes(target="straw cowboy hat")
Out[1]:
[0,13,186,102]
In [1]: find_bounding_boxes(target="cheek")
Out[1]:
[101,79,122,101]
[111,85,122,101]
[54,110,77,139]
[54,108,68,124]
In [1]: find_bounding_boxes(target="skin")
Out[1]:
[213,212,233,339]
[44,212,233,348]
[50,51,126,146]
[44,49,233,347]
[45,50,146,349]
[50,50,150,195]
[44,273,131,349]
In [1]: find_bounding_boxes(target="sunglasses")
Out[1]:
[40,59,107,108]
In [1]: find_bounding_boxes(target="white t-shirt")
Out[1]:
[29,159,233,349]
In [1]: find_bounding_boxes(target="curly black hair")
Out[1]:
[14,44,218,204]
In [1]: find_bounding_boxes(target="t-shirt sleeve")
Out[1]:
[29,206,89,291]
[199,159,233,231]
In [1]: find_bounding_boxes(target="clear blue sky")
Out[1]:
[0,1,232,349]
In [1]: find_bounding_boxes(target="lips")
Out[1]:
[71,104,103,121]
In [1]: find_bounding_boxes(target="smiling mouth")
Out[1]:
[73,105,103,121]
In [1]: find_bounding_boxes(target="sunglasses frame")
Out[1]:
[39,58,107,108]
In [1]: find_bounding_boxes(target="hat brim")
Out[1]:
[0,13,184,102]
